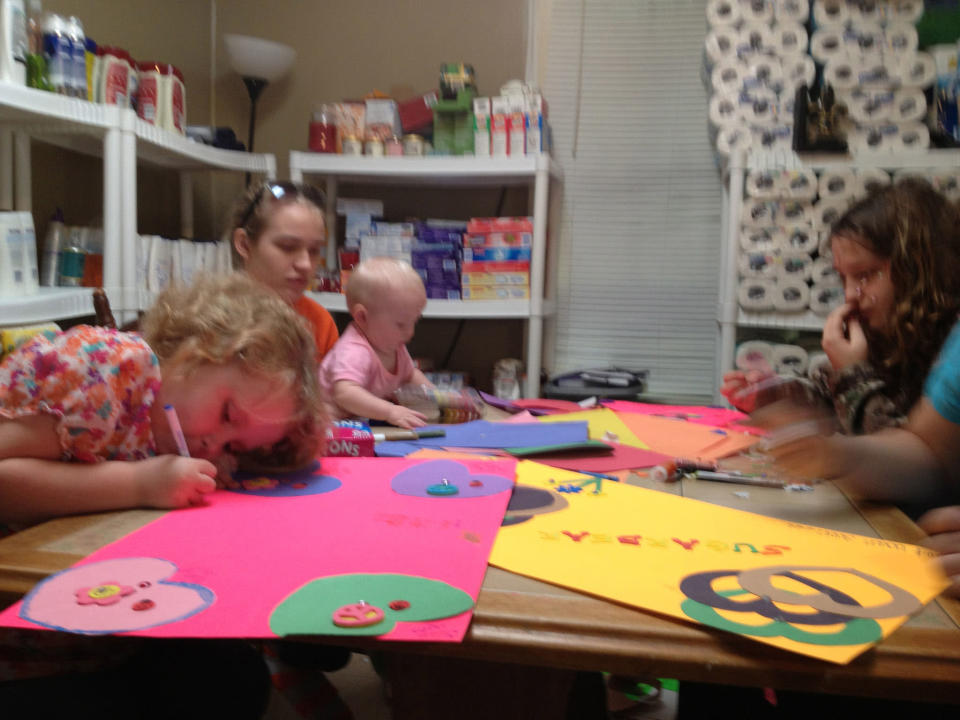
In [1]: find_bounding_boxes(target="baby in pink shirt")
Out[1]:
[319,257,434,428]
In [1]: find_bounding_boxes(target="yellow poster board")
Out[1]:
[538,408,648,449]
[489,461,948,664]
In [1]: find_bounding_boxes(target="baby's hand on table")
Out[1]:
[386,404,428,430]
[822,303,868,371]
[136,455,217,508]
[918,506,960,599]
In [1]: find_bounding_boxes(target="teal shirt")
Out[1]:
[925,320,960,424]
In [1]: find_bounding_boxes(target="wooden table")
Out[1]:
[1,472,959,717]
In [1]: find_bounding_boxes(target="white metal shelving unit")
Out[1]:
[0,82,276,326]
[716,148,960,401]
[289,152,560,398]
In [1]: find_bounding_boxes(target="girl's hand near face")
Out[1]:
[720,369,770,412]
[135,455,217,508]
[822,303,869,371]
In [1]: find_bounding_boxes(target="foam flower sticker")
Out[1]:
[229,460,342,498]
[241,476,279,491]
[75,582,135,606]
[390,459,514,499]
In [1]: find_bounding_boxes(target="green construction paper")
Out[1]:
[504,440,614,457]
[269,573,474,638]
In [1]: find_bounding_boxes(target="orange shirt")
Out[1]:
[294,295,339,359]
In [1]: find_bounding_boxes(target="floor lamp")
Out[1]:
[224,34,295,184]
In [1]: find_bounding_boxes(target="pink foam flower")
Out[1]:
[75,581,135,606]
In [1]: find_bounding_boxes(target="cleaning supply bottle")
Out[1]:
[0,0,27,85]
[24,0,48,89]
[39,207,64,286]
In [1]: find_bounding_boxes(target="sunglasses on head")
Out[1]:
[238,181,326,230]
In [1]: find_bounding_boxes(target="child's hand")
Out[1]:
[135,455,217,508]
[918,506,960,598]
[822,303,868,371]
[386,404,428,429]
[720,370,770,412]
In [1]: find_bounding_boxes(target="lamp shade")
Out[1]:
[224,34,295,81]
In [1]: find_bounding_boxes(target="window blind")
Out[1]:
[541,0,721,402]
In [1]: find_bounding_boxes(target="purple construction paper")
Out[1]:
[377,420,588,452]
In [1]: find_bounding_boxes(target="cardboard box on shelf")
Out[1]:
[398,91,438,134]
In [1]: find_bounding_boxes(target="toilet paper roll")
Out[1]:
[773,23,809,57]
[777,251,814,282]
[807,351,831,379]
[781,224,818,253]
[740,226,782,253]
[742,198,779,226]
[825,59,895,91]
[735,339,775,371]
[930,171,960,202]
[740,0,775,25]
[817,228,833,257]
[846,23,887,62]
[746,168,783,198]
[716,125,753,156]
[884,22,919,57]
[891,87,926,123]
[814,199,850,229]
[822,59,859,91]
[753,124,794,152]
[774,0,809,24]
[852,0,883,24]
[744,56,785,94]
[841,87,895,123]
[778,85,799,123]
[811,256,840,284]
[706,0,742,27]
[855,167,891,197]
[892,167,929,183]
[737,22,776,61]
[779,199,815,226]
[711,59,747,94]
[709,92,742,128]
[810,282,845,316]
[782,54,816,88]
[894,122,930,152]
[813,0,851,28]
[810,27,847,63]
[772,343,809,375]
[739,88,780,126]
[739,279,778,312]
[849,124,897,153]
[705,27,740,64]
[739,250,779,278]
[773,280,810,311]
[818,168,858,199]
[782,168,818,199]
[895,51,936,88]
[886,0,924,25]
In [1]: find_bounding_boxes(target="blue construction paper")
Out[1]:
[375,420,589,456]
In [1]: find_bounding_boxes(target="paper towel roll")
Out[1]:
[807,351,832,379]
[753,125,794,152]
[737,22,776,61]
[813,0,851,28]
[841,87,895,123]
[824,59,896,91]
[887,0,924,25]
[777,251,814,282]
[740,0,775,25]
[814,199,849,229]
[892,86,926,123]
[811,256,840,284]
[745,56,785,94]
[739,88,780,126]
[817,228,833,257]
[739,279,778,311]
[782,168,818,199]
[711,59,746,94]
[894,122,930,152]
[706,0,742,27]
[773,280,810,311]
[742,198,779,226]
[930,171,960,202]
[779,199,815,226]
[895,51,936,88]
[739,250,779,278]
[705,27,740,64]
[852,0,883,24]
[884,22,919,57]
[746,168,783,198]
[782,54,816,88]
[810,27,847,63]
[773,23,809,57]
[740,226,782,253]
[736,340,775,370]
[823,59,859,91]
[818,168,858,199]
[781,224,818,254]
[855,168,891,197]
[892,167,930,183]
[849,124,897,153]
[846,23,887,61]
[775,0,809,24]
[810,282,845,316]
[709,92,742,128]
[772,343,809,375]
[716,125,753,156]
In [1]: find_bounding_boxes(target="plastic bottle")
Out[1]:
[39,206,64,286]
[80,226,102,287]
[64,15,84,98]
[17,210,38,294]
[23,0,48,89]
[395,384,484,424]
[41,11,69,94]
[0,0,27,85]
[58,225,85,286]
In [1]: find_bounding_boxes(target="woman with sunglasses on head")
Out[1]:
[722,178,960,436]
[230,181,339,359]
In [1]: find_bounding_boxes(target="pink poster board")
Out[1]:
[0,457,515,643]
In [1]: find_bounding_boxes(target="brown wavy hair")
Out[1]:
[140,272,324,469]
[830,177,960,407]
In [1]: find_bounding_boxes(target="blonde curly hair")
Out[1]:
[140,272,324,469]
